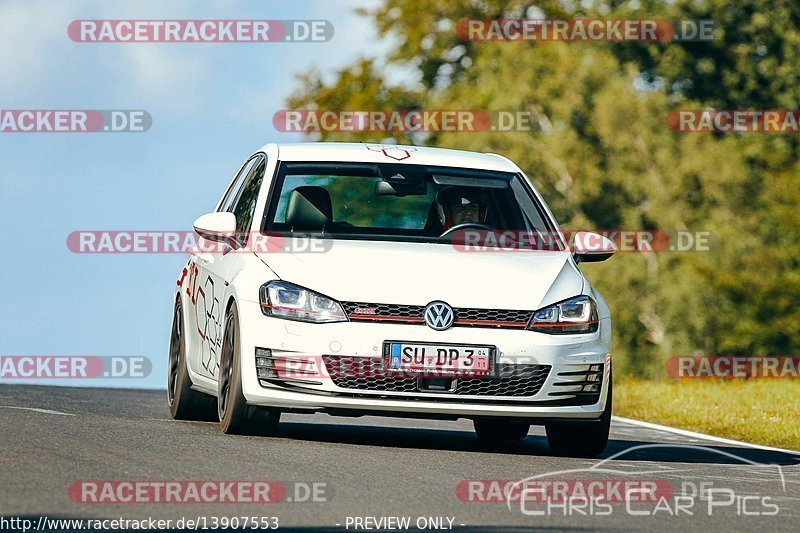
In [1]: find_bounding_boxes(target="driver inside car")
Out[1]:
[436,186,489,230]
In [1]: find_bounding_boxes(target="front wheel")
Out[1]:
[218,303,280,435]
[545,378,612,457]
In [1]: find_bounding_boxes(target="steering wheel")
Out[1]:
[439,223,495,239]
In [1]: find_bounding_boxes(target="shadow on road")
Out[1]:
[603,438,800,466]
[271,421,800,466]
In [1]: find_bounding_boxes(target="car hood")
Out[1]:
[255,239,584,310]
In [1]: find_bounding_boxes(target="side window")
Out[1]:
[231,157,267,246]
[218,157,257,213]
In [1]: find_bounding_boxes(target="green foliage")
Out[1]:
[286,0,800,378]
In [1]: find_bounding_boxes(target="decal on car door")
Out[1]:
[185,261,223,377]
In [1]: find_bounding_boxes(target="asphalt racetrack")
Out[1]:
[1,385,798,532]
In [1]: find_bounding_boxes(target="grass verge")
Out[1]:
[615,378,800,451]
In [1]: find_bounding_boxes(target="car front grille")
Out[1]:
[321,355,551,397]
[341,301,533,329]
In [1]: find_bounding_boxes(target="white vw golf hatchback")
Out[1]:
[169,142,615,456]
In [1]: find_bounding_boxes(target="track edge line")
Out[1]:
[612,415,800,456]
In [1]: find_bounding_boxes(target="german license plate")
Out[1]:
[386,342,493,377]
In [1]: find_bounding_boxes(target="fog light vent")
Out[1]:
[255,348,277,378]
[550,363,605,397]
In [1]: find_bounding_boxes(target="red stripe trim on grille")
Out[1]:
[454,319,529,328]
[348,315,530,328]
[348,314,425,323]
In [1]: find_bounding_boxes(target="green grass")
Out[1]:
[615,378,800,451]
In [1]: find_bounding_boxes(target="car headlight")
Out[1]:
[259,281,347,323]
[527,295,598,334]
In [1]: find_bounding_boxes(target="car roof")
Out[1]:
[257,142,521,173]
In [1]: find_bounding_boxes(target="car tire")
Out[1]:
[473,418,530,441]
[167,299,217,421]
[545,377,612,457]
[218,303,281,435]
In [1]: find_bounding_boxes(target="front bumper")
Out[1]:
[237,300,611,421]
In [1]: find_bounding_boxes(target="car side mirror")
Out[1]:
[193,212,237,248]
[572,231,615,263]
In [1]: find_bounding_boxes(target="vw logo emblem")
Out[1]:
[424,301,455,331]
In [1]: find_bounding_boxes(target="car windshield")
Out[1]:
[263,161,557,245]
